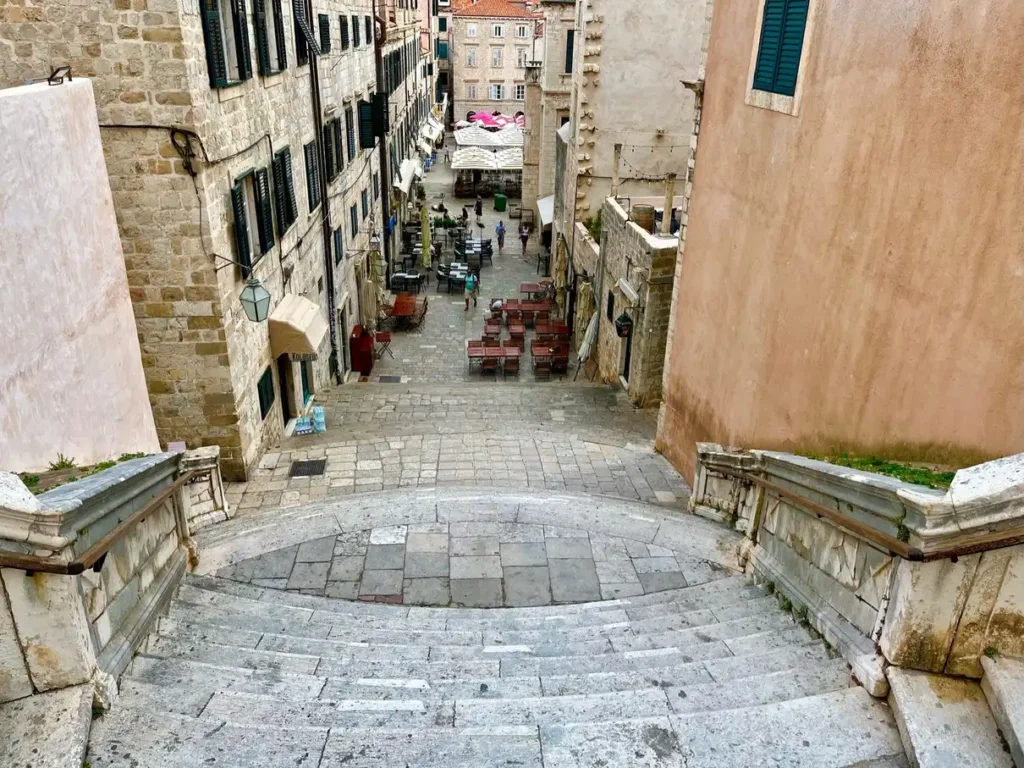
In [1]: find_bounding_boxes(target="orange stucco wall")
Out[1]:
[659,0,1024,482]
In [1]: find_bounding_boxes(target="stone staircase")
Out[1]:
[85,572,909,766]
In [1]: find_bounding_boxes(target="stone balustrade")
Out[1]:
[690,443,1024,696]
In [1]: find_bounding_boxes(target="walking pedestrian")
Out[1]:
[475,196,483,218]
[444,149,450,163]
[520,225,529,255]
[464,270,479,310]
[496,220,506,252]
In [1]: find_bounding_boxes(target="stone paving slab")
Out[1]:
[216,519,731,608]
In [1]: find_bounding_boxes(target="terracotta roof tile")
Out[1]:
[453,0,539,19]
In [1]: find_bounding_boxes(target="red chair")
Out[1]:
[481,357,499,377]
[503,357,520,379]
[375,332,393,359]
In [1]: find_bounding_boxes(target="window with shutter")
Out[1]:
[231,180,253,272]
[272,0,287,69]
[281,148,298,224]
[271,152,290,234]
[253,167,275,257]
[200,0,255,86]
[365,15,371,44]
[304,140,321,211]
[323,124,336,180]
[257,367,275,421]
[438,17,446,32]
[350,204,359,236]
[332,119,344,171]
[361,189,369,219]
[358,100,375,148]
[200,0,230,87]
[373,171,379,200]
[333,227,344,265]
[230,0,252,79]
[352,14,360,46]
[345,106,356,161]
[293,0,321,65]
[340,15,349,49]
[752,0,808,97]
[253,0,285,75]
[318,14,331,52]
[564,29,574,73]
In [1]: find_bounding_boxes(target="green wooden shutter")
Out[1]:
[293,0,321,62]
[254,168,275,254]
[365,15,371,44]
[282,148,298,224]
[774,0,808,96]
[358,100,375,148]
[253,0,272,75]
[753,0,785,92]
[200,0,229,87]
[271,153,288,232]
[333,119,344,170]
[232,0,253,80]
[333,228,343,265]
[352,14,360,46]
[231,181,252,272]
[323,123,336,179]
[304,142,316,211]
[318,13,331,53]
[564,29,574,73]
[340,14,349,49]
[345,106,355,160]
[273,0,287,69]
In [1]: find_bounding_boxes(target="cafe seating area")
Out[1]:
[466,280,570,380]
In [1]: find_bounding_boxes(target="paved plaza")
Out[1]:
[215,518,726,607]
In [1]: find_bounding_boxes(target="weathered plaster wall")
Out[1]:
[0,81,160,473]
[659,0,1024,481]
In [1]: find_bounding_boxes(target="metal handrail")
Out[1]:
[0,470,196,576]
[714,466,1024,563]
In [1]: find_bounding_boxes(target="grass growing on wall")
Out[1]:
[804,453,957,490]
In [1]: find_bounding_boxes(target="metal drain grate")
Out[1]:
[289,459,327,477]
[379,375,402,383]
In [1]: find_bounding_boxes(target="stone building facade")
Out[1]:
[521,0,573,223]
[0,0,405,479]
[450,0,541,121]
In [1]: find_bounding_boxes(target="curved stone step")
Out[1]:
[317,726,543,767]
[454,688,672,726]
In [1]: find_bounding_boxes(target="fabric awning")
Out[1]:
[393,158,418,195]
[537,195,555,227]
[269,294,328,358]
[417,139,433,156]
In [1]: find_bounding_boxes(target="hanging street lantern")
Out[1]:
[614,311,633,338]
[239,277,271,322]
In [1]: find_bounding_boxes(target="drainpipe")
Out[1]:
[305,0,340,383]
[372,0,393,282]
[611,142,621,199]
[662,172,676,235]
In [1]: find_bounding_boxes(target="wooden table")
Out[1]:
[484,320,502,335]
[520,282,544,297]
[530,341,570,359]
[467,346,522,359]
[508,323,525,336]
[519,301,554,313]
[391,294,418,317]
[536,322,569,335]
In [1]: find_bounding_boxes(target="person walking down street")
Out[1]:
[444,149,450,163]
[520,225,529,255]
[475,196,483,218]
[464,271,479,310]
[496,221,506,252]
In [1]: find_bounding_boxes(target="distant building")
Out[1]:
[451,0,542,122]
[659,0,1024,480]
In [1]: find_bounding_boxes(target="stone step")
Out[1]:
[540,689,906,767]
[200,690,454,729]
[0,684,93,768]
[497,641,735,678]
[539,642,836,695]
[87,706,330,767]
[121,657,326,716]
[427,637,615,660]
[318,726,543,767]
[888,668,1013,768]
[611,611,803,652]
[319,675,544,702]
[454,688,671,727]
[145,636,322,675]
[981,655,1024,767]
[316,657,503,680]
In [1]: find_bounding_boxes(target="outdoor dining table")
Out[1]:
[530,341,570,359]
[519,301,554,314]
[535,321,570,335]
[391,294,418,317]
[467,346,522,360]
[508,323,526,336]
[519,281,552,298]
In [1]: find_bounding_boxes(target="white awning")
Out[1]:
[268,294,328,358]
[537,195,555,227]
[393,158,419,195]
[417,139,433,156]
[451,146,523,171]
[454,124,523,148]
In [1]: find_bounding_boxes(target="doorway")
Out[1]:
[339,307,350,375]
[621,326,633,384]
[300,361,311,405]
[277,356,293,426]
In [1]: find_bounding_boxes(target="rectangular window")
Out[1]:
[465,46,477,67]
[752,0,809,97]
[253,0,286,75]
[304,139,321,211]
[200,0,253,87]
[436,39,448,59]
[438,17,447,32]
[516,46,528,67]
[466,22,477,37]
[230,171,260,272]
[318,13,331,53]
[271,147,298,234]
[350,204,359,236]
[373,171,380,200]
[333,226,344,265]
[564,29,574,73]
[323,120,338,180]
[345,105,356,160]
[516,24,529,38]
[293,0,321,66]
[490,46,503,68]
[466,83,477,99]
[257,367,275,421]
[361,188,369,219]
[365,15,371,44]
[340,14,349,49]
[606,291,614,321]
[491,23,504,37]
[352,13,360,46]
[514,84,525,100]
[358,99,375,148]
[489,83,504,100]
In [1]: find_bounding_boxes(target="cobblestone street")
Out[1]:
[225,145,690,524]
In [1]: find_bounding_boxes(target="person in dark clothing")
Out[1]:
[474,197,483,217]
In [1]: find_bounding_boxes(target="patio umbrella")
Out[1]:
[420,205,431,271]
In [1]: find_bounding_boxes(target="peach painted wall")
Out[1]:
[0,80,159,473]
[659,0,1024,481]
